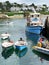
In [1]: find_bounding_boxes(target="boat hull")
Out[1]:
[2,47,14,59]
[15,48,28,57]
[15,45,27,51]
[33,46,49,55]
[26,26,43,34]
[1,37,9,40]
[2,45,14,51]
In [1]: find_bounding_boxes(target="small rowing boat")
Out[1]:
[15,41,27,51]
[2,41,14,50]
[1,33,10,40]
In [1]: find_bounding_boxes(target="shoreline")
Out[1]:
[0,13,49,19]
[8,15,24,19]
[0,14,24,19]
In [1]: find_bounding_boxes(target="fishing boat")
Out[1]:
[32,37,49,55]
[26,13,44,34]
[2,41,14,50]
[15,38,27,51]
[1,33,10,40]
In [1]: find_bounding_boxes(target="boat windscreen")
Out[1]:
[31,18,39,22]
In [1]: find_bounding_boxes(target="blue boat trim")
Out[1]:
[26,26,43,34]
[15,45,27,51]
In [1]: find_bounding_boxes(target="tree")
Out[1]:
[0,2,5,12]
[30,3,35,7]
[42,4,48,12]
[13,2,17,7]
[0,2,3,8]
[43,4,47,7]
[29,3,37,10]
[24,11,30,17]
[5,1,12,11]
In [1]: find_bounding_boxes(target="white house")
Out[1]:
[22,7,28,10]
[10,6,21,11]
[22,3,28,10]
[36,5,42,11]
[28,6,36,12]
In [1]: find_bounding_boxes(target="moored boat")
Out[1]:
[15,38,27,51]
[1,33,10,40]
[15,41,27,51]
[26,13,44,34]
[2,41,14,50]
[32,46,49,55]
[32,37,49,55]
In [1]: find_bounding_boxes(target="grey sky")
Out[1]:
[0,0,49,6]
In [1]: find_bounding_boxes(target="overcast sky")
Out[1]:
[0,0,49,6]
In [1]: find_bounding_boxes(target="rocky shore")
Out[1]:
[0,14,24,19]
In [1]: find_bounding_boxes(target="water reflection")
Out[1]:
[25,31,40,44]
[1,47,14,59]
[32,50,49,61]
[15,48,28,58]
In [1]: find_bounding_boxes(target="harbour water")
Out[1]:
[0,18,49,65]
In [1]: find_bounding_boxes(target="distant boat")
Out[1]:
[1,33,10,40]
[2,41,14,50]
[6,22,13,25]
[15,41,27,51]
[26,13,44,34]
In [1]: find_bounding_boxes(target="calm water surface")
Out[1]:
[0,18,49,65]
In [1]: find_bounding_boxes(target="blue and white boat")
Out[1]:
[26,13,44,34]
[15,41,27,51]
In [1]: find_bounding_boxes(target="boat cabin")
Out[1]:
[27,13,43,26]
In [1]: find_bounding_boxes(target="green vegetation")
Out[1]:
[4,12,24,16]
[24,11,30,17]
[0,1,49,15]
[39,11,49,15]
